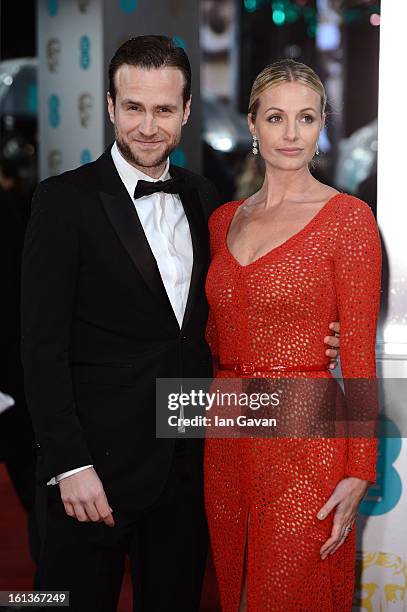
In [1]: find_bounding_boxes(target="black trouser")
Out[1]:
[35,441,209,612]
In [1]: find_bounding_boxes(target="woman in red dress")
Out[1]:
[204,60,381,611]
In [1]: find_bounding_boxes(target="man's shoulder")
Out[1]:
[32,155,107,222]
[39,156,102,195]
[32,150,113,214]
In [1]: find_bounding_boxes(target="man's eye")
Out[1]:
[158,107,171,113]
[267,115,282,123]
[129,106,141,111]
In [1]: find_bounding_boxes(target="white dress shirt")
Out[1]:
[48,142,193,485]
[111,141,193,325]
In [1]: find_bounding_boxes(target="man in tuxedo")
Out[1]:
[22,36,340,611]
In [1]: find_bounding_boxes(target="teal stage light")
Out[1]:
[243,0,268,11]
[244,0,259,12]
[272,9,286,25]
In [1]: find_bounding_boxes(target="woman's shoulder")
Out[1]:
[330,194,377,235]
[208,199,241,230]
[334,193,375,217]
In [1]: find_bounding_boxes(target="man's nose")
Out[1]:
[138,114,158,136]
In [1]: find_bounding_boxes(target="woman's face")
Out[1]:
[248,81,324,171]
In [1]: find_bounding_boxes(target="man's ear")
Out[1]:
[107,92,115,125]
[182,95,192,126]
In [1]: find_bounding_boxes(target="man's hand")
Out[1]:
[317,476,369,560]
[324,322,340,370]
[58,467,115,527]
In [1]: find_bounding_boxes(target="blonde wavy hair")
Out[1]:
[249,59,327,119]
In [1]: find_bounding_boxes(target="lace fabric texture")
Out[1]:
[204,194,382,611]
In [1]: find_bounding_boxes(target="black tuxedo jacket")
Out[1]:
[21,147,219,511]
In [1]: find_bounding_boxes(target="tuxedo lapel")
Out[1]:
[170,165,209,332]
[97,149,178,328]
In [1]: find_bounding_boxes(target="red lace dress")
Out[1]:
[204,194,381,611]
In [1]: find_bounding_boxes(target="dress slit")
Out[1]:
[237,511,249,612]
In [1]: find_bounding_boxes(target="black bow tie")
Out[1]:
[133,177,181,200]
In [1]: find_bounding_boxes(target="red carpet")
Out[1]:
[0,464,220,611]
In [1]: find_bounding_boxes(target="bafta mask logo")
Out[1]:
[48,149,63,176]
[78,93,93,128]
[78,0,91,13]
[354,551,407,610]
[46,38,61,73]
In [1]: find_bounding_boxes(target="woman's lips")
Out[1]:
[277,148,303,156]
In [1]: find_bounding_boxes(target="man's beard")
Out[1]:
[116,133,178,169]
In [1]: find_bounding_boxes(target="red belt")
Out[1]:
[218,362,328,376]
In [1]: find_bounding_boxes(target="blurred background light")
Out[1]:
[285,5,300,23]
[272,9,286,25]
[319,128,331,153]
[206,134,234,152]
[316,23,341,51]
[244,0,261,12]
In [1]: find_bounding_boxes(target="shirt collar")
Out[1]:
[111,141,170,199]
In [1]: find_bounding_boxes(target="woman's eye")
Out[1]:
[267,115,282,123]
[301,115,314,123]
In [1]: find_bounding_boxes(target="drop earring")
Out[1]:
[315,143,320,156]
[252,135,259,155]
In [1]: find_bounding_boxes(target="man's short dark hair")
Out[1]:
[108,35,191,107]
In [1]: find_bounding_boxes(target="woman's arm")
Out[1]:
[318,195,382,559]
[333,196,382,480]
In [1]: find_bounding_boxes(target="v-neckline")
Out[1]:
[225,193,342,269]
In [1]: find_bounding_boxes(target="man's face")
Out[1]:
[107,64,191,173]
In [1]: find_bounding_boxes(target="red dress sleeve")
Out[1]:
[333,196,382,481]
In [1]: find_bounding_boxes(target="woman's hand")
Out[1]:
[317,477,370,560]
[324,321,340,369]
